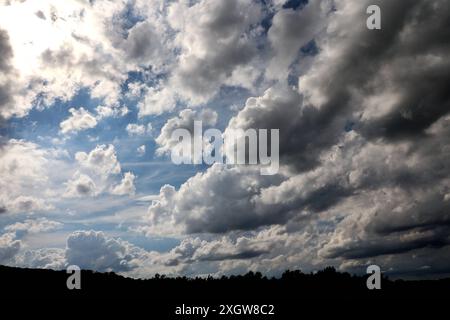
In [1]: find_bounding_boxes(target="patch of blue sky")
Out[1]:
[8,87,101,148]
[282,0,309,11]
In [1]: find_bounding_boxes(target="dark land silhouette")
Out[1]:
[1,265,449,301]
[3,265,450,317]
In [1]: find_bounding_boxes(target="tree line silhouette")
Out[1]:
[1,265,449,301]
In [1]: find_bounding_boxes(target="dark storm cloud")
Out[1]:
[317,0,448,165]
[0,28,12,71]
[168,249,268,265]
[251,1,415,172]
[198,249,268,262]
[239,0,450,173]
[359,0,450,140]
[227,0,429,173]
[323,225,450,260]
[0,27,14,132]
[226,86,338,173]
[324,113,450,260]
[230,0,450,193]
[367,192,450,237]
[0,28,13,103]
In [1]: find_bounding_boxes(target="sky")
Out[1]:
[0,0,449,279]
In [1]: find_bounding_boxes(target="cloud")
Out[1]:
[75,144,121,177]
[8,229,153,273]
[0,27,13,83]
[0,232,21,264]
[64,173,97,198]
[164,235,270,266]
[137,145,146,156]
[66,144,138,198]
[155,108,218,159]
[138,85,178,116]
[143,224,327,277]
[15,248,66,270]
[60,107,98,134]
[111,172,136,196]
[3,229,152,274]
[35,10,46,20]
[266,0,328,80]
[7,195,53,213]
[135,0,264,116]
[65,230,149,272]
[299,0,450,142]
[126,123,151,136]
[146,164,284,234]
[224,85,328,172]
[4,218,62,236]
[0,139,65,214]
[0,0,174,117]
[123,20,169,68]
[95,105,129,119]
[0,27,25,120]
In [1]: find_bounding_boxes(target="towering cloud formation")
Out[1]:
[66,230,148,272]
